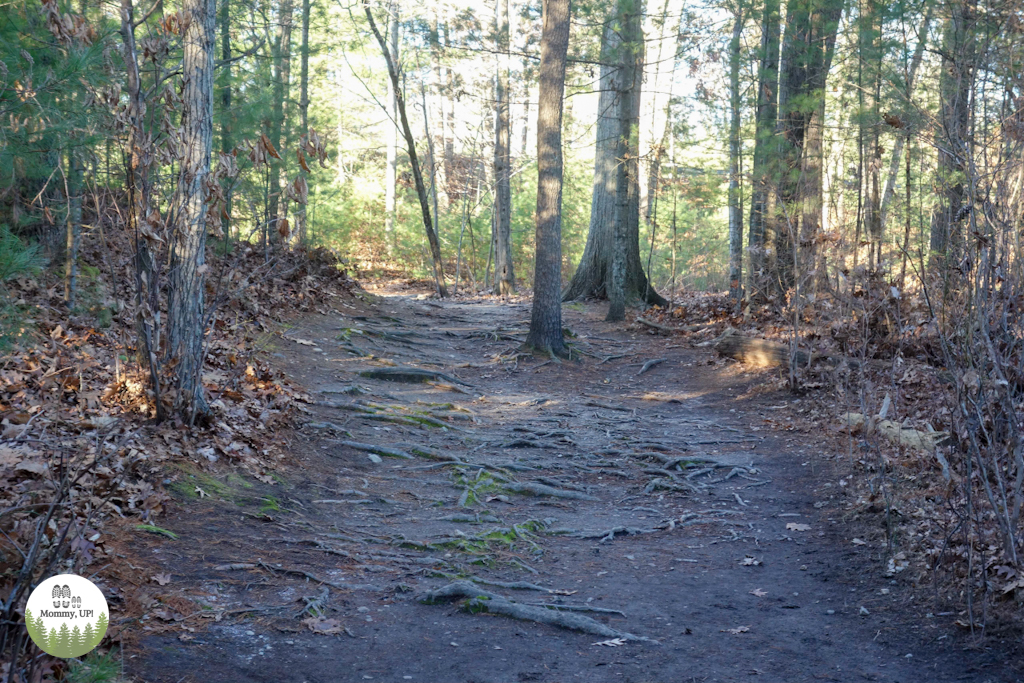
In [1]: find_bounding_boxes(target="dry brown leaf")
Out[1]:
[303,616,346,635]
[749,588,767,597]
[151,572,172,586]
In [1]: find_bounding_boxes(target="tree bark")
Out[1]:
[563,17,667,306]
[878,3,933,233]
[365,1,448,297]
[218,0,232,242]
[493,0,515,294]
[64,151,82,309]
[384,0,399,255]
[169,0,216,420]
[727,0,744,301]
[746,0,781,301]
[269,0,293,241]
[929,0,976,267]
[607,0,644,322]
[525,0,570,356]
[769,0,843,294]
[295,0,310,244]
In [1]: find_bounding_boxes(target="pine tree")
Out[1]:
[25,609,43,648]
[57,622,71,658]
[47,627,58,655]
[93,612,108,647]
[70,625,84,657]
[82,622,95,652]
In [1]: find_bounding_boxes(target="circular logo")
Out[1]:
[25,574,108,658]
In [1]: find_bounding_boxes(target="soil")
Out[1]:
[125,287,1020,683]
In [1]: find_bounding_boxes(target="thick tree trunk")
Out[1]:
[769,0,843,294]
[295,0,310,244]
[384,1,399,254]
[493,0,515,294]
[746,0,781,301]
[607,0,643,322]
[525,0,570,356]
[269,0,293,241]
[727,1,744,301]
[219,0,232,242]
[365,2,448,296]
[929,0,976,267]
[563,18,666,306]
[170,0,216,420]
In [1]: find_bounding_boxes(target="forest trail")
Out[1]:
[129,288,1007,682]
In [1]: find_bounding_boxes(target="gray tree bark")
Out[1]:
[563,17,666,307]
[384,0,399,254]
[525,0,570,356]
[493,0,515,295]
[295,0,310,244]
[365,1,448,296]
[269,0,293,240]
[218,0,232,242]
[727,0,744,301]
[169,0,216,419]
[607,0,643,322]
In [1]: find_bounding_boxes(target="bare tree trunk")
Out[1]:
[295,0,310,244]
[878,2,933,233]
[525,0,570,356]
[563,15,667,306]
[64,152,82,309]
[169,0,215,420]
[269,0,293,241]
[929,0,976,267]
[728,0,744,301]
[747,0,781,301]
[365,1,448,297]
[493,0,515,294]
[218,0,232,243]
[608,0,643,322]
[384,0,399,255]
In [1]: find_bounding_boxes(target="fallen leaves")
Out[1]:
[302,616,349,636]
[749,588,767,597]
[740,556,763,566]
[592,638,627,647]
[151,573,172,586]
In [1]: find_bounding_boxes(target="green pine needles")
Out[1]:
[25,608,107,658]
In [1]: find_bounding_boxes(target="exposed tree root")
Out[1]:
[637,358,667,375]
[333,440,414,459]
[359,367,474,386]
[421,581,649,641]
[504,482,599,501]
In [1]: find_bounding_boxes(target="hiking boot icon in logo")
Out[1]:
[51,585,72,608]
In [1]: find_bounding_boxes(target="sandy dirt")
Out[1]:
[126,289,1017,682]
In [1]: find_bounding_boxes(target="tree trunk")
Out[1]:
[384,0,399,255]
[929,0,976,267]
[878,3,933,233]
[746,0,781,301]
[525,0,570,356]
[169,0,216,420]
[769,0,843,294]
[295,0,310,244]
[365,1,448,297]
[64,151,82,309]
[639,0,675,225]
[269,0,293,241]
[727,1,744,301]
[859,0,881,270]
[493,0,515,294]
[563,16,667,306]
[607,0,643,322]
[218,0,232,243]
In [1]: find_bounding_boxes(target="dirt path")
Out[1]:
[129,291,1012,682]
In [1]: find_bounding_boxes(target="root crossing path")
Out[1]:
[134,292,1008,682]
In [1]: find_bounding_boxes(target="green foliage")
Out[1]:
[66,648,120,683]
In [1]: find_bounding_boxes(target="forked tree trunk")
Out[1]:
[169,0,216,420]
[525,0,570,356]
[493,0,515,294]
[563,17,666,307]
[365,1,448,297]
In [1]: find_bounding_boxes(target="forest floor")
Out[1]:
[122,284,1018,683]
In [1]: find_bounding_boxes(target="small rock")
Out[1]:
[357,606,370,613]
[246,630,255,636]
[859,606,869,616]
[368,454,383,464]
[826,609,835,615]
